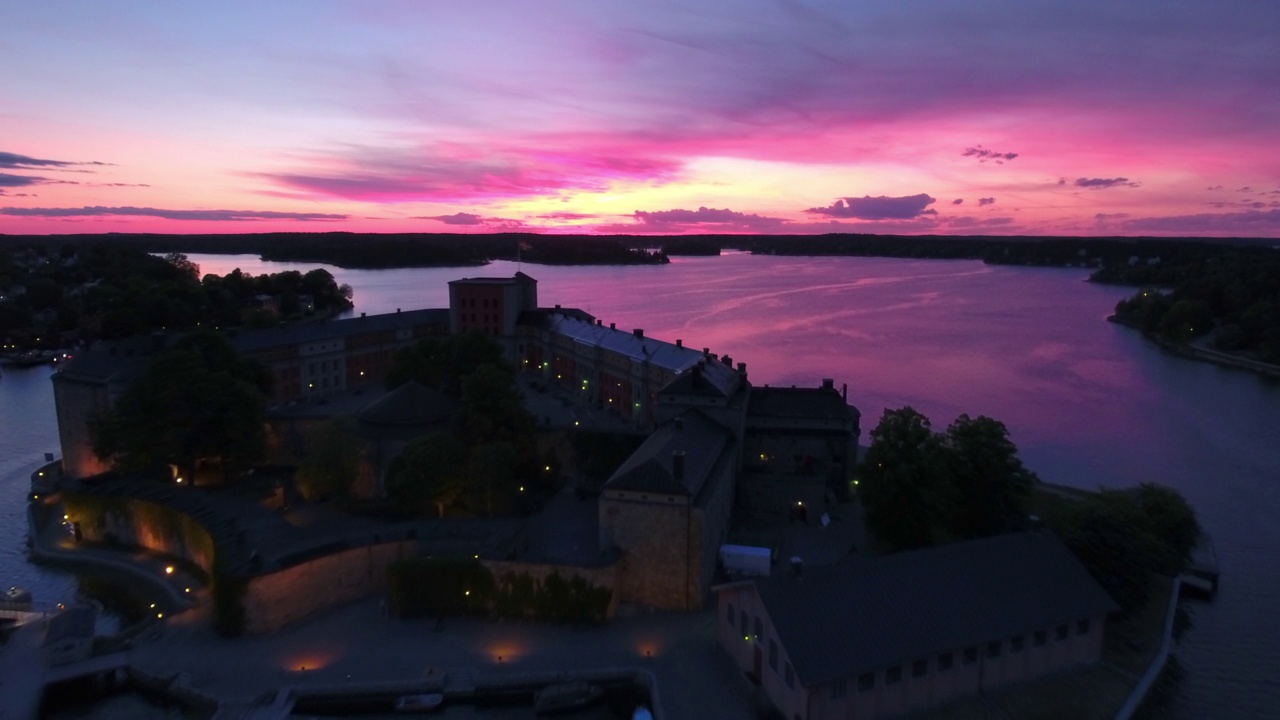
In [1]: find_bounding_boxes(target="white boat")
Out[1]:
[394,693,444,712]
[534,680,604,715]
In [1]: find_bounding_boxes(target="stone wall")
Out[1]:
[482,556,622,618]
[241,539,415,634]
[63,495,215,574]
[600,492,699,609]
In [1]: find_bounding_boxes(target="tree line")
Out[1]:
[858,406,1200,616]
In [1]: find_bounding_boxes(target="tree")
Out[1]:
[943,414,1038,539]
[388,432,468,517]
[857,407,953,551]
[294,417,362,501]
[92,330,268,481]
[456,363,534,446]
[385,331,508,396]
[1129,482,1201,575]
[1056,490,1163,616]
[467,441,517,517]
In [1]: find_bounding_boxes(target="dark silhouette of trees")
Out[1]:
[91,330,269,482]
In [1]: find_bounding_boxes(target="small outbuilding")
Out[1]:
[715,530,1117,720]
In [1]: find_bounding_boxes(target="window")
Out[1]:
[1056,624,1069,641]
[754,616,763,639]
[987,641,1001,659]
[1077,619,1091,635]
[885,666,902,685]
[1033,630,1047,647]
[769,640,778,671]
[963,647,978,665]
[1011,635,1025,653]
[912,659,928,678]
[857,673,875,692]
[830,679,847,699]
[726,603,735,626]
[937,653,953,671]
[785,662,795,689]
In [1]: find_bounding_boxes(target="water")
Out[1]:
[4,251,1278,717]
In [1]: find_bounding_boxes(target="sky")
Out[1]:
[2,1,1279,237]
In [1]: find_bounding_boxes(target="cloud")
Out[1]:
[0,151,109,170]
[1074,177,1139,189]
[261,143,682,203]
[0,206,347,221]
[962,146,1019,164]
[805,194,937,220]
[1119,209,1280,234]
[421,212,484,226]
[0,172,77,188]
[978,197,996,206]
[952,198,964,205]
[536,212,599,220]
[625,206,786,233]
[1094,212,1131,221]
[1207,185,1224,191]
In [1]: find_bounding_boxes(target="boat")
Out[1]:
[393,693,444,712]
[2,586,34,610]
[534,680,604,715]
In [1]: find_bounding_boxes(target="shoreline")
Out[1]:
[1106,315,1280,380]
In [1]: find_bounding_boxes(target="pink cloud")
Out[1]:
[0,205,346,221]
[806,194,937,220]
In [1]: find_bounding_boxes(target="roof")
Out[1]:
[448,271,536,286]
[658,358,742,399]
[748,386,860,422]
[749,531,1118,687]
[45,605,96,645]
[538,313,706,374]
[604,410,732,498]
[358,381,456,427]
[231,308,448,352]
[52,337,160,384]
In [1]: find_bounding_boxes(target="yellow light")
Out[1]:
[519,486,525,492]
[184,588,191,593]
[853,480,860,486]
[63,514,69,520]
[157,613,164,619]
[464,590,470,596]
[150,603,156,609]
[165,566,174,575]
[175,477,183,484]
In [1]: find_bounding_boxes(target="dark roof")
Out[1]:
[45,605,96,644]
[748,386,860,422]
[52,337,160,384]
[232,308,448,352]
[449,272,536,286]
[539,313,706,374]
[750,531,1118,687]
[604,410,732,497]
[358,381,456,427]
[658,358,743,399]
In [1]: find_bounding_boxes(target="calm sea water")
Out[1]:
[3,252,1277,718]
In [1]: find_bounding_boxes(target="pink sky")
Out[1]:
[2,2,1279,237]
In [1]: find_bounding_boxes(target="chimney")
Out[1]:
[610,323,616,330]
[633,328,644,339]
[361,312,366,318]
[822,378,834,391]
[676,339,683,348]
[722,354,732,366]
[396,308,401,313]
[790,556,804,578]
[842,383,847,400]
[737,362,746,374]
[671,451,685,482]
[597,319,602,325]
[555,304,561,309]
[703,348,710,356]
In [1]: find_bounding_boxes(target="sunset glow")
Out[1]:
[2,2,1278,237]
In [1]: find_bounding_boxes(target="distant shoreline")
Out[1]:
[1107,315,1280,380]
